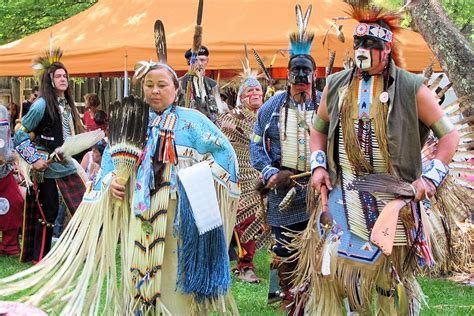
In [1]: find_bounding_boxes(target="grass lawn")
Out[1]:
[0,249,472,315]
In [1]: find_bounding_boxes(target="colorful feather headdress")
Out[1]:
[31,47,63,76]
[347,4,404,67]
[289,4,314,57]
[236,45,263,99]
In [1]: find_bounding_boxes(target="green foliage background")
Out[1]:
[0,0,471,46]
[0,0,97,45]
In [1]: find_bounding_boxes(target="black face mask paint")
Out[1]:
[288,56,314,85]
[353,36,385,50]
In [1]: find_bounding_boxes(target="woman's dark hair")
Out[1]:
[92,141,106,156]
[146,64,179,89]
[93,110,107,126]
[40,62,84,133]
[84,93,100,108]
[7,102,19,123]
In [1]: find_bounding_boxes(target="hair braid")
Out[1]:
[283,84,292,140]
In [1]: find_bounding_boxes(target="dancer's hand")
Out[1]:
[411,177,436,202]
[32,159,49,172]
[110,177,126,200]
[311,168,332,193]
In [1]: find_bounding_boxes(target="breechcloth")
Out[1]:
[21,172,85,263]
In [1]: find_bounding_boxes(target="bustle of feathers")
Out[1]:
[346,4,404,67]
[31,47,64,76]
[289,4,315,56]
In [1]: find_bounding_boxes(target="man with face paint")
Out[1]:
[300,5,460,315]
[250,4,321,305]
[178,46,225,123]
[216,61,265,284]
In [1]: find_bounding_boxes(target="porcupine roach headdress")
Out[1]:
[236,45,263,105]
[347,4,405,67]
[32,47,64,76]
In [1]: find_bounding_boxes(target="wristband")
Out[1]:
[422,158,449,188]
[310,150,327,174]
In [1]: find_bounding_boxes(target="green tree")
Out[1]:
[373,0,473,40]
[0,0,97,45]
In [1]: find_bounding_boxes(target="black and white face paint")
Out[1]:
[354,48,373,70]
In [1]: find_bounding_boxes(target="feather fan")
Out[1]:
[50,129,105,162]
[346,173,415,197]
[109,96,149,199]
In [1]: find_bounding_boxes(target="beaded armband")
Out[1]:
[310,150,327,173]
[313,115,329,135]
[15,138,41,164]
[422,158,449,188]
[431,115,455,139]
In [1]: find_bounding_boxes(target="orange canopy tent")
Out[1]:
[0,0,440,77]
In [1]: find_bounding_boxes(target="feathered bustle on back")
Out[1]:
[289,4,314,56]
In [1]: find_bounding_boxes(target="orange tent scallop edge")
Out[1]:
[0,0,441,77]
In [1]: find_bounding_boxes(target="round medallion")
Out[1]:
[355,23,369,36]
[379,92,389,103]
[0,197,10,215]
[0,139,5,148]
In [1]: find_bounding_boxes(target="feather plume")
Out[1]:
[31,47,64,76]
[289,4,314,56]
[336,24,345,43]
[51,130,105,162]
[154,20,167,63]
[252,48,273,84]
[295,4,304,39]
[326,50,336,77]
[422,59,435,83]
[428,74,444,91]
[437,82,453,99]
[302,5,312,32]
[279,187,297,211]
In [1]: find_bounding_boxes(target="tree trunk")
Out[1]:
[407,0,473,118]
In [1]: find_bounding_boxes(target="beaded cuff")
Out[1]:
[310,150,327,173]
[422,158,449,188]
[15,138,41,164]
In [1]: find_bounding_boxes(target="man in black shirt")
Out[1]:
[22,86,39,116]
